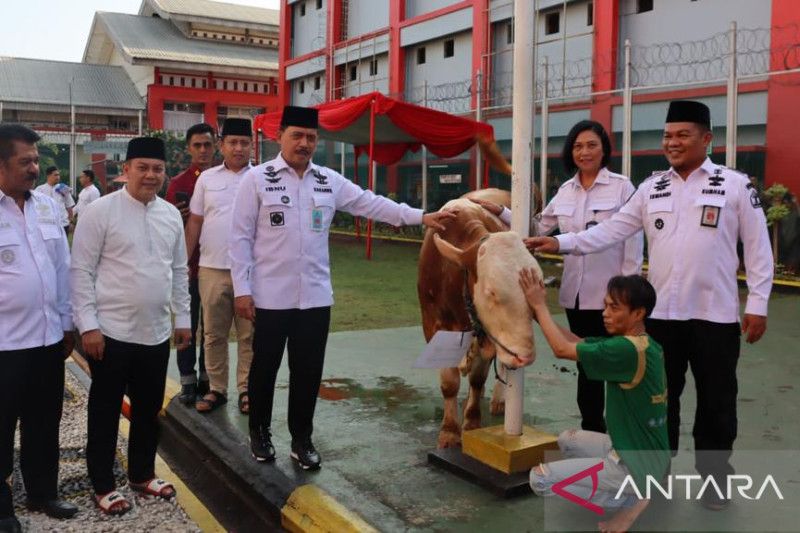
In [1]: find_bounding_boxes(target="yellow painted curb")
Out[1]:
[282,484,377,533]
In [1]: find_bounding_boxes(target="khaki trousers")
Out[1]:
[198,267,254,395]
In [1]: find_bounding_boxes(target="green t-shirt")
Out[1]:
[577,335,670,488]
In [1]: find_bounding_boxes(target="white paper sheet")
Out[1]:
[413,330,474,369]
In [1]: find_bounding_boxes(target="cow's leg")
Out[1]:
[438,367,461,448]
[463,356,491,432]
[490,364,506,416]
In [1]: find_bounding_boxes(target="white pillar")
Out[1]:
[70,103,76,191]
[540,57,549,207]
[138,110,143,136]
[506,0,536,436]
[726,21,738,168]
[475,69,483,191]
[422,80,429,212]
[622,39,632,178]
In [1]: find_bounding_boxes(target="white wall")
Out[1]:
[345,0,389,38]
[291,0,327,58]
[405,31,472,113]
[290,72,327,106]
[619,0,772,86]
[342,54,389,97]
[406,0,461,19]
[109,48,154,97]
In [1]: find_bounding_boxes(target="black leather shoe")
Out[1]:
[26,499,78,519]
[290,438,321,470]
[700,490,730,511]
[178,383,197,405]
[250,426,275,462]
[197,379,210,396]
[0,516,21,533]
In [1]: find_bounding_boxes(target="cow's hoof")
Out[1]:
[462,418,481,432]
[490,400,505,416]
[437,431,461,449]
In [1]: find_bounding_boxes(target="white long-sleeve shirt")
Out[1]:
[35,182,75,226]
[556,158,773,323]
[71,186,190,345]
[0,190,72,351]
[499,168,643,309]
[189,162,251,269]
[74,184,101,216]
[229,153,423,310]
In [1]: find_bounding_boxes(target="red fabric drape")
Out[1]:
[253,92,495,166]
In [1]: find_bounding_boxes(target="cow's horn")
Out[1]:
[433,234,464,266]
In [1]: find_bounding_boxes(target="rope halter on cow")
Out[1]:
[462,266,517,385]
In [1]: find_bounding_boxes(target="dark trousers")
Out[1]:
[646,319,740,479]
[0,343,64,518]
[176,277,206,382]
[248,307,330,442]
[565,307,608,433]
[86,337,169,494]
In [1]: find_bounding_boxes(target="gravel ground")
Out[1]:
[10,367,201,532]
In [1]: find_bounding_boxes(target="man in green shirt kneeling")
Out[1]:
[519,272,669,533]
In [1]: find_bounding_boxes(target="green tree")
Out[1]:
[763,183,791,261]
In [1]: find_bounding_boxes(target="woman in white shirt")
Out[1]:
[474,120,643,433]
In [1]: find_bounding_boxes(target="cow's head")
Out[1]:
[433,231,541,369]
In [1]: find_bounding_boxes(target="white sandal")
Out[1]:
[95,490,132,515]
[130,478,176,500]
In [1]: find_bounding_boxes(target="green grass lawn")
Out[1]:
[328,235,565,332]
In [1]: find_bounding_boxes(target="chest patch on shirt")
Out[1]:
[701,205,720,228]
[654,218,664,230]
[270,211,285,227]
[312,169,328,185]
[1,249,15,264]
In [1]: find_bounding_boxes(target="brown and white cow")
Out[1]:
[418,188,543,448]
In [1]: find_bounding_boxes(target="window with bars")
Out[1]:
[369,59,378,76]
[417,47,426,65]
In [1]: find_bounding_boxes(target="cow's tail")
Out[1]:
[476,133,512,175]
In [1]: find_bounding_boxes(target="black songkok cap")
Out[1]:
[221,118,252,137]
[280,105,319,129]
[126,137,166,161]
[665,100,711,128]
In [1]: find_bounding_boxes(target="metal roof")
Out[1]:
[142,0,279,27]
[0,57,144,110]
[93,12,278,71]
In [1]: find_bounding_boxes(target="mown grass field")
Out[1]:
[328,235,565,332]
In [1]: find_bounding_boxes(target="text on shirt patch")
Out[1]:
[649,192,672,200]
[313,187,333,193]
[701,189,725,195]
[265,186,286,192]
[701,205,720,228]
[270,212,285,226]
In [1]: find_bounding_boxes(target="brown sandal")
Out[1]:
[195,390,227,413]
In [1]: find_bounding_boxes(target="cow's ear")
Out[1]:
[433,234,464,266]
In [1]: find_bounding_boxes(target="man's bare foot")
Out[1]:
[598,498,649,533]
